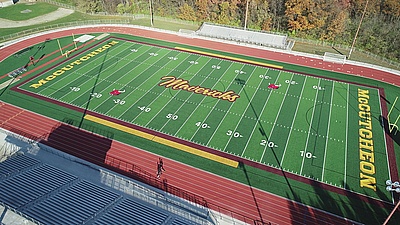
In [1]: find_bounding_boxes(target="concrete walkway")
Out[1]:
[0,8,74,28]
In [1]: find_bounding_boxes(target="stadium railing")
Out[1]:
[0,201,44,225]
[0,19,131,44]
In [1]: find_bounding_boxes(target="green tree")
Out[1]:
[247,0,271,30]
[76,0,102,13]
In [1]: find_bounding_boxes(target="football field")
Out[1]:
[18,37,390,199]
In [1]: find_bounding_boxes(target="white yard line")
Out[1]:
[100,49,174,114]
[259,73,294,162]
[321,82,335,181]
[344,83,349,186]
[219,67,261,151]
[143,56,210,127]
[72,44,149,108]
[158,60,223,131]
[38,41,130,97]
[118,53,192,120]
[190,64,247,142]
[240,71,281,157]
[300,79,321,175]
[173,62,234,136]
[280,76,307,164]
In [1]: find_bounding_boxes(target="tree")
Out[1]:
[217,1,231,24]
[382,0,400,21]
[76,0,102,13]
[285,0,314,32]
[178,3,197,21]
[247,0,271,31]
[323,10,349,41]
[195,0,210,21]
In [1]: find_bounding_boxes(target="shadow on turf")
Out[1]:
[235,78,296,197]
[286,180,394,224]
[380,115,400,146]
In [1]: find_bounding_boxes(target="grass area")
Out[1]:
[0,12,129,37]
[292,42,400,70]
[0,2,58,21]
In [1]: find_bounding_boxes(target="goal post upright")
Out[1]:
[72,33,78,49]
[57,39,64,56]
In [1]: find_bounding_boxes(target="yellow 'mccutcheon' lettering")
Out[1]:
[357,88,376,191]
[29,41,119,89]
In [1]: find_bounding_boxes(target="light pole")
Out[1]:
[348,0,368,60]
[149,0,154,27]
[383,179,400,225]
[244,0,249,30]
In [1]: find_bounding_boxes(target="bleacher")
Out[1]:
[0,154,40,179]
[94,198,169,225]
[25,180,120,225]
[197,22,293,50]
[0,146,213,225]
[0,163,77,209]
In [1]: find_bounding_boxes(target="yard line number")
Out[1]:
[138,106,151,112]
[195,122,210,129]
[285,80,298,85]
[113,99,125,105]
[260,140,278,148]
[166,113,178,120]
[259,75,271,80]
[226,130,243,138]
[300,151,316,159]
[70,87,80,92]
[91,92,102,98]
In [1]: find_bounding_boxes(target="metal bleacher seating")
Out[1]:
[25,180,120,225]
[0,149,211,225]
[0,164,77,209]
[94,198,169,225]
[197,22,293,50]
[0,153,40,179]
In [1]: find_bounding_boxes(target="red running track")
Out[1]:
[1,26,399,87]
[0,102,360,225]
[1,26,398,224]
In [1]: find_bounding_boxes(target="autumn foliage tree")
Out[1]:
[75,0,400,62]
